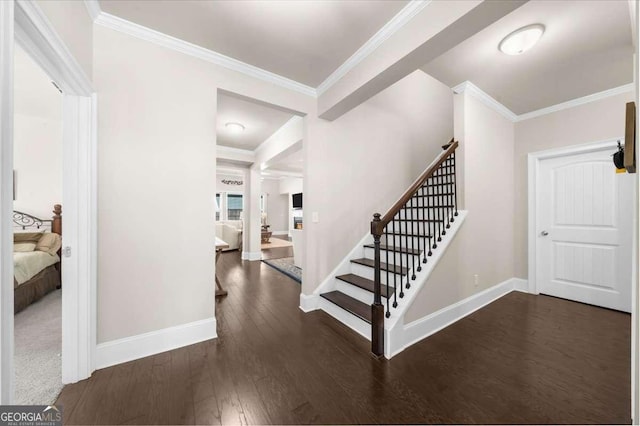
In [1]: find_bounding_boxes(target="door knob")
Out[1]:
[540,231,549,236]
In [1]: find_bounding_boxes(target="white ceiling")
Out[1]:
[99,0,408,87]
[14,46,61,120]
[421,0,634,115]
[217,93,295,151]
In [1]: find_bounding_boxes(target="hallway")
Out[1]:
[56,248,630,424]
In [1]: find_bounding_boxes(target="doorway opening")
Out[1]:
[1,1,97,403]
[214,89,305,297]
[12,45,63,404]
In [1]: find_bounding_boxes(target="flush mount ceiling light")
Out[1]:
[499,24,545,55]
[225,122,245,133]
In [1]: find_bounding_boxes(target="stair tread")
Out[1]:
[321,291,372,324]
[351,258,408,275]
[336,273,395,298]
[363,244,420,255]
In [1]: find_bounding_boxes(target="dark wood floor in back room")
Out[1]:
[56,247,631,425]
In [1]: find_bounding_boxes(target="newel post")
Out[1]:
[371,213,384,357]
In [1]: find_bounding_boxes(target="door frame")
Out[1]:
[0,0,97,402]
[527,138,627,294]
[528,137,637,420]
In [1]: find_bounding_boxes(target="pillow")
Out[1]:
[35,233,62,256]
[13,242,36,252]
[14,232,45,243]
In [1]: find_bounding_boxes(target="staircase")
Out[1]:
[318,140,460,356]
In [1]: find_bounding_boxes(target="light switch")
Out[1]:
[312,212,319,223]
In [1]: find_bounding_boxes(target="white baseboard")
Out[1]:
[512,277,529,292]
[96,317,217,369]
[241,251,262,261]
[396,278,529,357]
[299,293,319,312]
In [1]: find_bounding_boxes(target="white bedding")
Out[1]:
[13,251,60,287]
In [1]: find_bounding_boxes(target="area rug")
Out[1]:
[262,257,301,283]
[14,289,62,405]
[261,237,293,250]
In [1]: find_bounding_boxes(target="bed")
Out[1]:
[13,204,62,314]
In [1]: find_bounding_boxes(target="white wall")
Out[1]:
[513,91,633,278]
[279,177,302,195]
[13,114,62,219]
[262,179,288,233]
[13,46,63,220]
[406,90,515,322]
[94,25,315,343]
[95,27,218,343]
[303,70,453,295]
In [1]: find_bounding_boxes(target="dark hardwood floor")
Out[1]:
[57,247,631,424]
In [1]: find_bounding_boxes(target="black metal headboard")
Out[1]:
[12,210,52,230]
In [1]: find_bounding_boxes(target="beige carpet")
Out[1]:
[261,237,293,250]
[14,289,62,405]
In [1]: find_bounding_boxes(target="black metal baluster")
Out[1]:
[448,154,454,224]
[430,176,437,250]
[438,164,447,236]
[415,192,422,272]
[391,220,400,308]
[384,231,390,318]
[418,186,425,267]
[437,167,444,241]
[398,209,404,299]
[392,219,398,308]
[453,151,458,217]
[424,183,432,257]
[447,161,451,225]
[409,197,415,283]
[433,175,439,243]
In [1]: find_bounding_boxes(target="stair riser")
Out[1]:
[351,263,413,287]
[318,298,371,340]
[363,247,425,265]
[335,280,375,305]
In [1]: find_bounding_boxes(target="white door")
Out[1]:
[536,147,634,312]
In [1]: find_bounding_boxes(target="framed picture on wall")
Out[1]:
[625,101,636,174]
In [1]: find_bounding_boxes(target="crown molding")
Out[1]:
[83,0,100,21]
[452,81,518,122]
[85,0,431,99]
[316,0,432,96]
[88,5,317,98]
[453,80,635,123]
[515,83,635,122]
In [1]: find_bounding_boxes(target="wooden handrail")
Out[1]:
[372,139,458,236]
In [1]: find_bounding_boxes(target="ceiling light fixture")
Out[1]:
[225,122,245,133]
[499,24,545,55]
